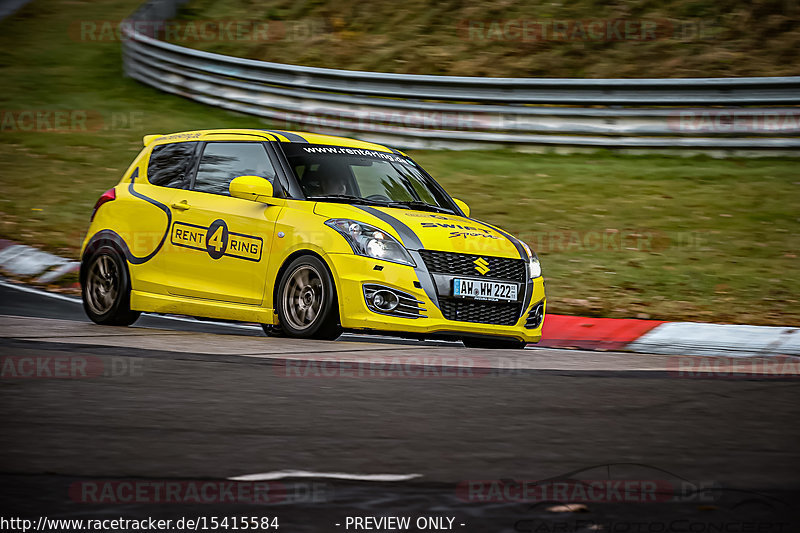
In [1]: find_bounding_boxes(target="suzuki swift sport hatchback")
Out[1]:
[80,129,545,348]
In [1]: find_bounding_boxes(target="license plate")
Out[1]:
[452,279,518,302]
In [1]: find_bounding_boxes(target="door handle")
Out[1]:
[171,200,191,211]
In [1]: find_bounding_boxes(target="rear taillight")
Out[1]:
[90,188,116,221]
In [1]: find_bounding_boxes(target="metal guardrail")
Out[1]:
[122,0,800,152]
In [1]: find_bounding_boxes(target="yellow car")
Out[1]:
[80,129,545,349]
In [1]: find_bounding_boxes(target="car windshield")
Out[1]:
[281,144,455,212]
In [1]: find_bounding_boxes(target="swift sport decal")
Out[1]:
[171,219,263,262]
[420,222,492,231]
[419,221,502,240]
[450,231,501,240]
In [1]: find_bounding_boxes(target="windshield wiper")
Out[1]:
[305,195,385,206]
[386,201,452,214]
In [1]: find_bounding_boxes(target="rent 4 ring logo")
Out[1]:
[171,219,263,262]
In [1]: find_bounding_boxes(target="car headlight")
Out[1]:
[520,241,542,279]
[326,219,415,267]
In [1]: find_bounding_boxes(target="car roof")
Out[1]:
[143,129,406,155]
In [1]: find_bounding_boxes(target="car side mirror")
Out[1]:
[452,198,470,217]
[229,175,274,203]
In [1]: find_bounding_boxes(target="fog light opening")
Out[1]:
[373,290,399,311]
[526,302,545,329]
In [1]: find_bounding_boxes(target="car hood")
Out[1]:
[313,203,524,259]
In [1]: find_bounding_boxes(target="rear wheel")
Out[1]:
[276,255,342,340]
[462,336,527,349]
[81,245,140,326]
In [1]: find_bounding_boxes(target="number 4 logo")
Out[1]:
[208,226,224,251]
[205,219,229,259]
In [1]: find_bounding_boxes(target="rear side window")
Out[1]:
[147,142,197,188]
[193,142,277,196]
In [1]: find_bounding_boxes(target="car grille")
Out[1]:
[418,250,526,282]
[439,299,522,326]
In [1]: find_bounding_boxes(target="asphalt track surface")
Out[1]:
[1,280,798,531]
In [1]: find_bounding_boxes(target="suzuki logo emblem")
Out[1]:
[473,257,490,275]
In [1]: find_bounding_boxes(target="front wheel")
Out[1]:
[81,245,140,326]
[462,337,527,349]
[276,255,342,340]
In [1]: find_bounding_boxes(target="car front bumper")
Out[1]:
[326,253,545,343]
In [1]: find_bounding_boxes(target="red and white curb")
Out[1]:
[538,314,798,357]
[539,315,665,351]
[626,322,800,357]
[0,239,796,357]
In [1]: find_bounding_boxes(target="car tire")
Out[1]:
[276,255,342,340]
[81,245,140,326]
[260,324,285,337]
[462,337,527,349]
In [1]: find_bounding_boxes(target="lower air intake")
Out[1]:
[439,299,522,326]
[525,301,545,329]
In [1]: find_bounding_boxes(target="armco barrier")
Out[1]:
[121,0,800,153]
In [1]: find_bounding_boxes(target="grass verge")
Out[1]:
[172,0,800,78]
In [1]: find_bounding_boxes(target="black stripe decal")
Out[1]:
[88,229,138,263]
[406,250,440,310]
[356,206,424,250]
[472,218,527,259]
[117,168,172,265]
[261,130,308,143]
[354,206,439,309]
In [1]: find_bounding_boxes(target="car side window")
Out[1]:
[147,142,197,188]
[193,142,277,196]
